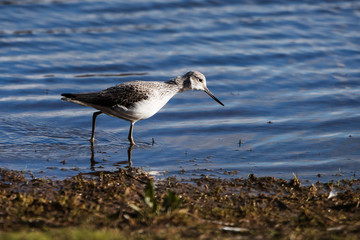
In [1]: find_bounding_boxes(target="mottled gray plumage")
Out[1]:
[61,71,224,145]
[62,82,151,109]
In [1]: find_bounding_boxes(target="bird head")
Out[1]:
[182,71,224,106]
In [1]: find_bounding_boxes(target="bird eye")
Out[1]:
[198,78,203,82]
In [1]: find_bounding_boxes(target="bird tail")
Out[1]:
[61,93,94,107]
[61,93,80,102]
[61,93,76,99]
[61,93,76,101]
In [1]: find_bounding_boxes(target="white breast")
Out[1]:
[129,93,173,120]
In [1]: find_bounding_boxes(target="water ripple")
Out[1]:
[0,0,359,181]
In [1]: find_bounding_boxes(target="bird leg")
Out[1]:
[90,111,102,143]
[127,144,133,167]
[128,122,135,146]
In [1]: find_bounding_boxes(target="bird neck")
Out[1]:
[166,76,190,93]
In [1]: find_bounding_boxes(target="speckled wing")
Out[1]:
[61,81,150,109]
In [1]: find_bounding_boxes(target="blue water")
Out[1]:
[1,0,359,182]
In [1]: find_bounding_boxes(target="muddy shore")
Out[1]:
[1,167,359,239]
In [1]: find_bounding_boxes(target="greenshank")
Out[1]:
[61,71,224,145]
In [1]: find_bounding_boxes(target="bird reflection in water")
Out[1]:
[90,142,134,170]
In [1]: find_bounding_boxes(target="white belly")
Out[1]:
[97,94,173,123]
[130,96,171,120]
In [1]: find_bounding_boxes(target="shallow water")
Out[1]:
[1,0,360,182]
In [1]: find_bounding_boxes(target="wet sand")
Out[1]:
[1,168,359,239]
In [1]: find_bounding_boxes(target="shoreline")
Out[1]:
[1,167,359,239]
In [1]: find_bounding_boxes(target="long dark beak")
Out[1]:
[204,87,224,106]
